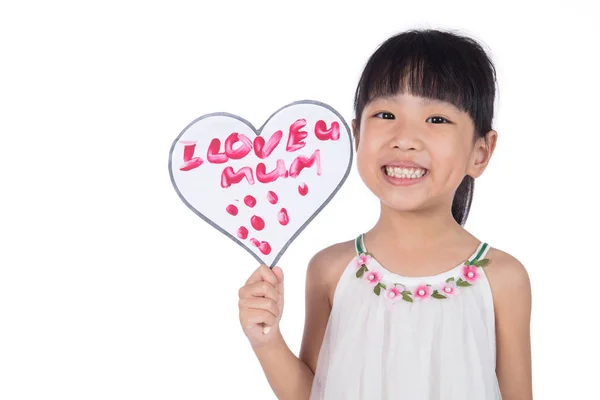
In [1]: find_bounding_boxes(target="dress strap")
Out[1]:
[354,234,365,255]
[470,242,491,262]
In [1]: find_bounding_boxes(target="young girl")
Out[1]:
[238,28,532,399]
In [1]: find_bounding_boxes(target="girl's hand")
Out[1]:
[238,264,284,348]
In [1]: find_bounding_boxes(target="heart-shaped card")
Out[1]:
[168,100,353,267]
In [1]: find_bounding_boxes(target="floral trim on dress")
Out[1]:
[354,239,491,303]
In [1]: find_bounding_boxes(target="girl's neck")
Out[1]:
[367,203,468,251]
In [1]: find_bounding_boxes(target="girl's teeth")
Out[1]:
[385,166,427,179]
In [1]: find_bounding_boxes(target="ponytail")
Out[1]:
[452,175,474,226]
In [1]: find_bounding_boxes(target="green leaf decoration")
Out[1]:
[446,277,455,283]
[474,258,490,268]
[380,283,387,289]
[356,265,367,278]
[456,278,472,287]
[432,291,447,299]
[464,260,472,266]
[402,294,413,302]
[374,285,381,296]
[402,290,412,295]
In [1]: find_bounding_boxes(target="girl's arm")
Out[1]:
[488,250,533,399]
[252,331,315,400]
[249,245,345,399]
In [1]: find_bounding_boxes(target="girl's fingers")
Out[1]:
[245,264,279,287]
[245,265,266,285]
[238,281,279,303]
[239,297,279,319]
[241,309,276,327]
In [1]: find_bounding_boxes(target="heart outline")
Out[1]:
[168,99,353,268]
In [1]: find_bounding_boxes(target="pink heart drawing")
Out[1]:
[168,100,353,268]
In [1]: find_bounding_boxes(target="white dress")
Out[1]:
[310,234,501,399]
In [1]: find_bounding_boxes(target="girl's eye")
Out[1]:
[374,112,395,119]
[426,116,451,124]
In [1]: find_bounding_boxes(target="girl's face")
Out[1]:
[354,93,495,214]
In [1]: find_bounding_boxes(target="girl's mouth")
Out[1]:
[382,165,429,180]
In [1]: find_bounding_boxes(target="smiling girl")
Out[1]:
[238,28,532,400]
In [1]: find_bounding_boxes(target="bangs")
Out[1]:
[354,29,497,135]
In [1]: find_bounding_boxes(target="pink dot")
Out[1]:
[278,208,289,226]
[249,238,260,247]
[237,226,248,239]
[244,195,256,208]
[251,215,265,231]
[267,191,278,205]
[258,241,272,255]
[226,204,238,216]
[298,183,308,196]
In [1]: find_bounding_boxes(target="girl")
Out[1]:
[238,28,532,399]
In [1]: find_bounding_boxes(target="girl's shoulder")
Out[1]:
[484,247,531,325]
[484,247,531,299]
[305,239,357,305]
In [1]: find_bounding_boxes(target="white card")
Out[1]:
[168,100,353,267]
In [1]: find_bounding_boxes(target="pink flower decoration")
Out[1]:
[462,265,480,283]
[439,281,459,297]
[386,285,404,303]
[414,284,432,300]
[354,254,371,269]
[364,269,382,286]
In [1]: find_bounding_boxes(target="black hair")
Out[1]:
[353,28,498,226]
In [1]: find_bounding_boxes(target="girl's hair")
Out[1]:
[353,29,497,226]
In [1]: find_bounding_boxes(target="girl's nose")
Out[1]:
[389,125,424,151]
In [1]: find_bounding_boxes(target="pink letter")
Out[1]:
[254,130,283,159]
[256,159,288,184]
[315,120,340,141]
[179,141,204,171]
[225,132,253,160]
[289,150,321,178]
[221,166,255,188]
[207,138,229,163]
[286,119,308,152]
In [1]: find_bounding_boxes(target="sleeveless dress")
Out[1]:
[310,234,501,399]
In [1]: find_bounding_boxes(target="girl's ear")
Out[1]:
[467,130,498,179]
[352,119,360,151]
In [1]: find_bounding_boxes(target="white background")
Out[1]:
[1,0,598,399]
